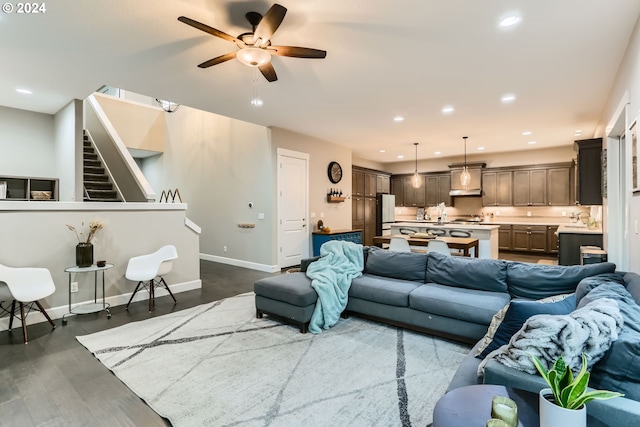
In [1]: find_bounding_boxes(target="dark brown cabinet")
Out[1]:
[402,175,425,207]
[376,175,390,194]
[558,232,603,265]
[363,197,377,246]
[513,169,547,206]
[391,176,404,206]
[482,171,513,206]
[498,225,512,251]
[547,226,559,254]
[364,173,377,197]
[352,170,364,197]
[547,166,572,206]
[574,138,603,205]
[352,167,390,246]
[426,173,452,207]
[512,225,548,252]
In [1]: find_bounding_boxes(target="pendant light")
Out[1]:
[412,142,421,188]
[460,136,471,187]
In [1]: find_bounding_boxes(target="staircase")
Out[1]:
[83,132,120,202]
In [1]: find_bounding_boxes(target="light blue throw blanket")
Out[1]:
[306,240,364,333]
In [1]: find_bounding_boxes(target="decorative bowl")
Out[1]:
[30,190,52,200]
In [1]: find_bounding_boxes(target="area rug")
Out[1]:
[77,293,470,427]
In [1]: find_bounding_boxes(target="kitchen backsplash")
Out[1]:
[394,197,600,224]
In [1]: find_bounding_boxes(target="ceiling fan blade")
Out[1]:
[267,46,327,59]
[259,62,278,82]
[178,16,242,46]
[253,4,287,46]
[198,52,237,68]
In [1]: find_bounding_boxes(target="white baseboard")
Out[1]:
[200,253,279,273]
[0,279,201,332]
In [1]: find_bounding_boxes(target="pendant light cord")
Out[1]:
[463,136,468,168]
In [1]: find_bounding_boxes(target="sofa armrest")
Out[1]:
[300,256,321,273]
[483,360,640,425]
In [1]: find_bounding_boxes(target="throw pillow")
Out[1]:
[426,252,508,293]
[476,293,576,359]
[364,246,427,282]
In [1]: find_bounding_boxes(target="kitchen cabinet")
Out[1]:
[450,167,482,191]
[364,172,377,197]
[363,197,377,246]
[403,175,425,207]
[482,171,513,206]
[376,175,390,194]
[425,173,452,207]
[512,225,547,252]
[391,176,404,206]
[498,225,512,250]
[546,166,572,206]
[558,232,603,265]
[513,169,547,206]
[0,175,58,201]
[352,195,364,225]
[547,226,559,254]
[352,170,364,197]
[574,138,603,205]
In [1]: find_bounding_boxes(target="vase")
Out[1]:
[539,388,586,427]
[76,242,94,267]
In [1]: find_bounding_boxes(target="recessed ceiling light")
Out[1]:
[441,105,454,114]
[477,147,485,151]
[397,155,404,159]
[522,131,532,136]
[394,116,404,122]
[528,141,537,145]
[379,149,386,153]
[434,151,441,155]
[499,14,522,29]
[16,88,32,94]
[501,94,516,103]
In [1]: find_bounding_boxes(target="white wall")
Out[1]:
[0,106,56,177]
[596,14,640,272]
[271,127,353,233]
[54,99,83,201]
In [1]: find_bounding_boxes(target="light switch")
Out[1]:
[311,212,316,218]
[320,212,325,218]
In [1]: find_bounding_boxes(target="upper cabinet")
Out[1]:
[376,175,390,194]
[546,166,572,206]
[391,176,404,206]
[574,138,603,205]
[482,170,513,206]
[403,175,425,207]
[513,169,547,206]
[426,173,452,207]
[352,169,364,197]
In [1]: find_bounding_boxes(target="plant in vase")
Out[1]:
[532,353,623,427]
[66,220,104,267]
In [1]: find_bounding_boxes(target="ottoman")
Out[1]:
[254,272,318,333]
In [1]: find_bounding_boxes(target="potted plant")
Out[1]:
[532,353,623,427]
[66,220,104,267]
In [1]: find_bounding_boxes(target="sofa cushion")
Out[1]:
[476,293,576,359]
[409,283,510,325]
[253,273,317,307]
[349,274,422,307]
[623,272,640,304]
[425,252,508,293]
[505,261,616,300]
[575,275,640,401]
[364,246,427,283]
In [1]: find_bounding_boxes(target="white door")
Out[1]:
[277,149,309,268]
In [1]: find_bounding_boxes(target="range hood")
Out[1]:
[448,162,485,197]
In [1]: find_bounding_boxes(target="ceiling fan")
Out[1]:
[178,3,326,82]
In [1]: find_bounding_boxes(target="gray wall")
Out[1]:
[54,99,83,201]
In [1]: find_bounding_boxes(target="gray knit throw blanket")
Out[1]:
[480,298,622,375]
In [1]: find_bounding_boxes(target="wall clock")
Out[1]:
[328,161,343,184]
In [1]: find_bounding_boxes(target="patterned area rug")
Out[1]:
[77,293,470,427]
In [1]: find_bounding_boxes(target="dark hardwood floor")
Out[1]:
[0,261,276,427]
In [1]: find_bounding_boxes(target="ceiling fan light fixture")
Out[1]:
[236,47,271,67]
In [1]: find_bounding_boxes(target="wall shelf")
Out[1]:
[327,195,345,203]
[0,175,58,201]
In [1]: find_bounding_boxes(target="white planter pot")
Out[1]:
[539,388,586,427]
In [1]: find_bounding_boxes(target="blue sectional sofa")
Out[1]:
[253,246,638,424]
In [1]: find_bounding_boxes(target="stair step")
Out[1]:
[84,198,121,202]
[84,181,113,190]
[83,173,109,182]
[84,167,105,175]
[84,153,98,161]
[86,189,118,198]
[84,159,101,167]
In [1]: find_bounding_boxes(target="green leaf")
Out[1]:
[569,390,625,410]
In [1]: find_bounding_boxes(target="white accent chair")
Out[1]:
[125,245,178,312]
[0,264,56,344]
[389,236,411,252]
[427,239,451,256]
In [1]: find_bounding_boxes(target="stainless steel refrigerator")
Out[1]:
[376,193,395,236]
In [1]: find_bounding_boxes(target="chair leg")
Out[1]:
[35,301,56,329]
[125,281,143,310]
[19,302,28,344]
[8,300,16,331]
[158,277,177,304]
[149,279,154,312]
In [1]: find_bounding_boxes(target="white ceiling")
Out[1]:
[2,0,639,163]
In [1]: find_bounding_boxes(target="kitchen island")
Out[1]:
[556,223,604,265]
[390,222,500,259]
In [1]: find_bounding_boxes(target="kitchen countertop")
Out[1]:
[393,221,500,230]
[556,224,603,234]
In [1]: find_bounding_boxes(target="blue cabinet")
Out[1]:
[312,230,362,256]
